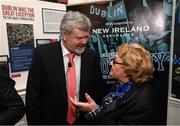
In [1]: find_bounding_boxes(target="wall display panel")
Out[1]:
[67,0,173,124]
[171,1,180,100]
[0,0,66,91]
[6,23,34,73]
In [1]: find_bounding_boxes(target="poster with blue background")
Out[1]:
[67,0,173,124]
[6,23,34,73]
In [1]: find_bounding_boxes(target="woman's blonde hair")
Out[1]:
[117,43,154,84]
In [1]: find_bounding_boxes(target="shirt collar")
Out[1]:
[61,40,70,57]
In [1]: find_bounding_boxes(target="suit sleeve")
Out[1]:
[0,73,25,125]
[25,47,43,124]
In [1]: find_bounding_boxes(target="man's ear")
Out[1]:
[61,31,67,41]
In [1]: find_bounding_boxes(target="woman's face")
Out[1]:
[109,55,129,83]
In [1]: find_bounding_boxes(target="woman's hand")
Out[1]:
[70,93,97,112]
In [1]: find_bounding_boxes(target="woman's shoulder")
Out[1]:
[133,81,158,103]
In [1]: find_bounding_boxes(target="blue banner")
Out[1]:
[106,0,127,21]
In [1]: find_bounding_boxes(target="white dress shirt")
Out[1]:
[61,41,81,101]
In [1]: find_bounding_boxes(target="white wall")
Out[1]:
[167,98,180,125]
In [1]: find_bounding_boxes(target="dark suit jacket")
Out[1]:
[88,81,160,125]
[0,72,25,124]
[25,43,107,125]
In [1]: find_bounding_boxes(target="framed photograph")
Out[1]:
[42,8,66,33]
[0,55,9,74]
[36,39,51,47]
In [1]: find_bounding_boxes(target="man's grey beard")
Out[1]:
[66,41,86,55]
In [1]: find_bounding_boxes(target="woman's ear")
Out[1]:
[123,66,130,77]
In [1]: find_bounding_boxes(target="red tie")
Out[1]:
[66,53,76,124]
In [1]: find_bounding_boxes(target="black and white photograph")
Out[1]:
[42,8,65,33]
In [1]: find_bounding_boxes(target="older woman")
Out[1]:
[70,43,159,125]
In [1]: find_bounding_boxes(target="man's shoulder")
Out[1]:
[35,43,59,53]
[36,43,57,49]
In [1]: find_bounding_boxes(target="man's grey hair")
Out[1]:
[60,11,91,34]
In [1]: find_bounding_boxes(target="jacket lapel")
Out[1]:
[51,43,67,98]
[79,49,89,101]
